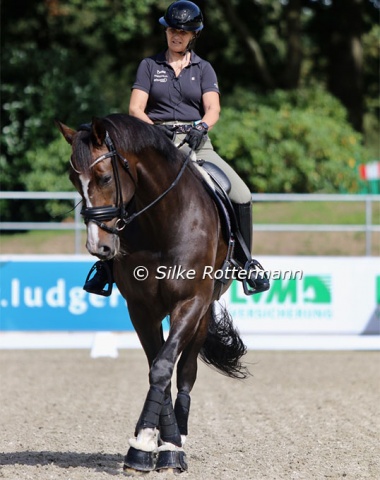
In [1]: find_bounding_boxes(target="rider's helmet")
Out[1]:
[159,1,204,32]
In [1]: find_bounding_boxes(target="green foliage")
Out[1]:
[1,0,378,223]
[211,87,370,193]
[23,138,74,219]
[1,42,107,220]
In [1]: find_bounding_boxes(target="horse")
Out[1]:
[57,113,249,475]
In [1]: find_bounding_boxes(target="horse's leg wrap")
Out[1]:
[159,396,182,447]
[135,386,165,434]
[124,386,165,472]
[174,391,191,436]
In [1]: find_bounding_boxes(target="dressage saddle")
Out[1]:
[195,159,270,296]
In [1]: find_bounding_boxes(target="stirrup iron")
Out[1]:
[83,261,113,297]
[242,259,270,296]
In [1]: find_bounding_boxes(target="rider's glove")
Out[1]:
[184,122,208,150]
[156,124,175,141]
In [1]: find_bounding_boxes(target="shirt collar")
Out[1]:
[155,50,201,65]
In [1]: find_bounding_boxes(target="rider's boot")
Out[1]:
[232,201,270,295]
[83,260,114,297]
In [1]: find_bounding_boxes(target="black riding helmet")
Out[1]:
[160,1,203,54]
[159,1,204,32]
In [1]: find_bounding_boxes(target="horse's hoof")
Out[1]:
[123,467,149,477]
[123,446,156,473]
[156,450,188,473]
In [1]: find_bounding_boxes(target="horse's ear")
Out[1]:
[55,120,76,145]
[91,117,106,147]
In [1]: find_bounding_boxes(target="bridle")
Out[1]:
[78,129,192,235]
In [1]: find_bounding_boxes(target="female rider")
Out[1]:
[84,1,269,296]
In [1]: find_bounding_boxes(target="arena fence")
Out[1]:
[1,192,379,255]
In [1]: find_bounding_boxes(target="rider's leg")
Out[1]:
[189,136,269,293]
[83,259,114,296]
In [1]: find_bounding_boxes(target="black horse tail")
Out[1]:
[199,302,250,379]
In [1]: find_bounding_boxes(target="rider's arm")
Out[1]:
[201,91,220,131]
[129,89,154,124]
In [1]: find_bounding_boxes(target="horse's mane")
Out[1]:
[73,113,183,172]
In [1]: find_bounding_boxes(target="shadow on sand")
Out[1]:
[0,451,124,476]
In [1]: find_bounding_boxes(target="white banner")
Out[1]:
[222,256,379,335]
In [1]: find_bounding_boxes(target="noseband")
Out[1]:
[79,128,191,235]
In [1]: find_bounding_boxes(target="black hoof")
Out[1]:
[123,446,156,473]
[156,450,188,472]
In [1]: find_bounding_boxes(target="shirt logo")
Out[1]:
[154,69,168,82]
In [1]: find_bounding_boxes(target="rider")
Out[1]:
[84,0,269,296]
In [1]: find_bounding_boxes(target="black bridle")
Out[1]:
[79,130,192,235]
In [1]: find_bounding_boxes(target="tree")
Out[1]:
[0,0,378,223]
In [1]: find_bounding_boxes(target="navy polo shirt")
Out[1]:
[132,51,220,122]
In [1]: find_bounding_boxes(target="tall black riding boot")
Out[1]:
[232,201,270,295]
[83,259,114,297]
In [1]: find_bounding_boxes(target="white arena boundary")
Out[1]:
[0,332,379,354]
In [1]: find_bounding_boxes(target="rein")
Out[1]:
[80,130,192,234]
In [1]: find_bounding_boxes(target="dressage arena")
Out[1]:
[0,348,379,480]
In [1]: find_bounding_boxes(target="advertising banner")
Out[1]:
[0,255,379,338]
[222,256,379,335]
[0,256,132,331]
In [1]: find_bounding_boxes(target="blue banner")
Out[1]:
[0,257,133,331]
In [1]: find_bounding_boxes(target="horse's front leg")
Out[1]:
[124,386,164,473]
[155,308,211,473]
[120,298,167,474]
[155,393,188,472]
[124,296,210,474]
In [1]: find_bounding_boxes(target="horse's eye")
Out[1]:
[99,175,112,186]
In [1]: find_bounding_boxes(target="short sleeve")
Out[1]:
[201,62,220,95]
[132,59,152,94]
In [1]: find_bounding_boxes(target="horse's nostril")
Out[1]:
[98,245,112,259]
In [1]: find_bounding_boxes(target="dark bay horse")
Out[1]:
[57,114,248,474]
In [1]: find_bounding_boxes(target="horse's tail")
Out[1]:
[199,302,250,379]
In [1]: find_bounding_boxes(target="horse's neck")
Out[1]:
[129,153,192,244]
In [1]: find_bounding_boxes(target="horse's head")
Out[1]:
[57,118,135,260]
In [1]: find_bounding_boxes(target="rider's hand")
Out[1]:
[184,123,208,150]
[156,124,175,141]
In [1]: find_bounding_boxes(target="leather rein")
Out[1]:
[79,130,192,235]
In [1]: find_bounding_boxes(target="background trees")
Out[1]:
[1,0,378,220]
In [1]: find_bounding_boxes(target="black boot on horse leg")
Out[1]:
[156,395,188,473]
[83,259,114,296]
[123,386,165,473]
[232,201,270,295]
